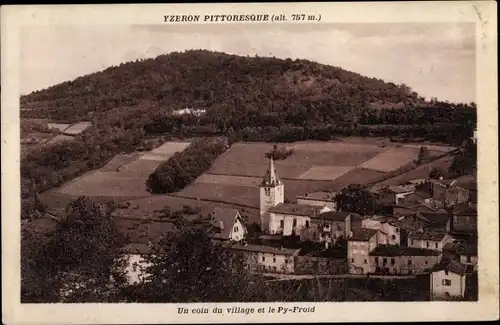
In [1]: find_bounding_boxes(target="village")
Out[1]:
[123,141,478,302]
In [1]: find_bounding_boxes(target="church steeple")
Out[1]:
[261,157,282,187]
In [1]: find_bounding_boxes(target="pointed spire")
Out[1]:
[261,156,282,187]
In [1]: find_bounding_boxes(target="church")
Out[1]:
[258,157,355,248]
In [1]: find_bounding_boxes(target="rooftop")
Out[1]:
[268,203,321,217]
[408,230,447,241]
[349,228,378,241]
[443,240,478,256]
[208,207,241,240]
[315,211,353,221]
[297,191,336,201]
[450,201,478,216]
[230,243,300,256]
[387,184,416,194]
[430,259,468,276]
[369,245,441,257]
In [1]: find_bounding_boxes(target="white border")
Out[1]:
[2,2,498,324]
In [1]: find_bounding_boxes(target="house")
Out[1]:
[430,259,469,300]
[447,202,477,236]
[347,228,379,274]
[408,230,454,251]
[379,184,416,205]
[443,240,478,269]
[230,243,300,273]
[369,245,441,275]
[266,203,330,236]
[429,179,472,207]
[122,243,153,285]
[208,207,247,242]
[362,216,401,246]
[300,211,360,248]
[296,191,337,211]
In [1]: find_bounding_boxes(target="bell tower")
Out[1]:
[259,157,284,232]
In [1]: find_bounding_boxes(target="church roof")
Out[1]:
[268,203,321,216]
[260,157,282,187]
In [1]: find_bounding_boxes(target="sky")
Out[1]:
[20,23,476,103]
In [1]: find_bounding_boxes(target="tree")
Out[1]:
[335,184,379,215]
[429,167,445,179]
[417,146,431,164]
[24,196,129,302]
[135,223,267,302]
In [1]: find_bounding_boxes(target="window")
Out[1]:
[234,226,239,232]
[391,258,395,265]
[324,224,330,229]
[292,218,297,227]
[273,257,276,263]
[285,259,289,264]
[364,259,367,264]
[425,260,428,265]
[375,257,379,264]
[383,258,387,265]
[426,241,429,248]
[280,220,284,228]
[408,259,412,266]
[262,256,265,262]
[265,188,270,195]
[435,242,438,249]
[466,256,472,263]
[351,258,354,263]
[396,228,399,233]
[305,220,310,228]
[273,266,277,272]
[411,239,414,245]
[337,225,341,231]
[442,279,452,286]
[392,235,396,240]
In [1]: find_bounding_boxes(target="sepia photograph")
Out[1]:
[2,2,498,324]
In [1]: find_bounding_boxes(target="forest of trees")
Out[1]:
[146,137,228,194]
[21,50,476,145]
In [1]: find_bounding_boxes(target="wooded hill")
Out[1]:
[21,50,476,143]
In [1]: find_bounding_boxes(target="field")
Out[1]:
[37,137,457,242]
[55,141,192,198]
[360,147,420,172]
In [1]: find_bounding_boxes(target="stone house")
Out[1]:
[362,216,401,246]
[369,245,441,275]
[347,228,379,274]
[296,191,337,211]
[230,243,300,274]
[300,211,361,248]
[408,230,454,252]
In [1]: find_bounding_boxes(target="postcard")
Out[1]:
[1,2,498,324]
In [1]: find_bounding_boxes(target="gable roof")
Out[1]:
[450,202,477,216]
[268,203,321,217]
[369,245,440,257]
[388,185,415,194]
[443,240,478,257]
[408,230,447,241]
[349,228,378,241]
[208,207,241,240]
[315,211,352,221]
[230,243,300,256]
[431,259,468,276]
[297,191,336,201]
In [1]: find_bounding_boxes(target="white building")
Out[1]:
[430,260,468,300]
[347,228,379,274]
[208,207,247,242]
